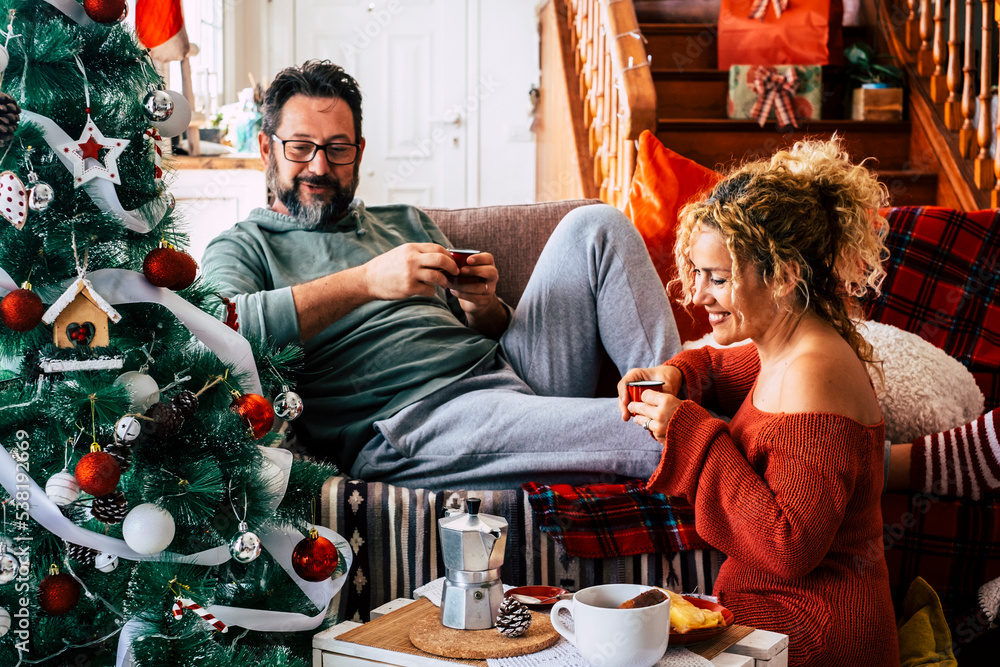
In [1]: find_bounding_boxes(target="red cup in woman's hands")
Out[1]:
[627,380,665,414]
[446,248,483,285]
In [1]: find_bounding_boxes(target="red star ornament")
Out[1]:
[56,115,130,186]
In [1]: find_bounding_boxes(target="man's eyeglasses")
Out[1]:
[271,135,360,165]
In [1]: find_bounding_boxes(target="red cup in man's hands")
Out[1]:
[447,248,483,285]
[627,380,665,414]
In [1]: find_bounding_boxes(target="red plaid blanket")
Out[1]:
[522,479,710,558]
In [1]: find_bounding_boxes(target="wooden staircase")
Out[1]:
[536,0,972,209]
[641,21,939,206]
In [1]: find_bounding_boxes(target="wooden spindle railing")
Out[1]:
[898,0,1000,201]
[564,0,656,208]
[943,0,960,129]
[975,0,994,188]
[929,0,947,101]
[959,0,975,156]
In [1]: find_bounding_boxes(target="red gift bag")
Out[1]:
[717,0,844,70]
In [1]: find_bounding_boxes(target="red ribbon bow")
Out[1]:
[749,0,790,20]
[171,596,228,633]
[749,66,800,129]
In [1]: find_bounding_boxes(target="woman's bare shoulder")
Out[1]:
[777,343,881,425]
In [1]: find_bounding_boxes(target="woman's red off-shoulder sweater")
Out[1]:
[649,344,899,667]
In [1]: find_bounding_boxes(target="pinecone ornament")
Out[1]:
[171,390,199,418]
[105,440,131,473]
[496,596,532,637]
[0,93,20,148]
[65,542,97,567]
[143,401,184,437]
[91,491,128,524]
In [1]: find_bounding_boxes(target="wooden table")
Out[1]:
[313,598,789,667]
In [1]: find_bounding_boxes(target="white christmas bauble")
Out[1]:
[0,607,10,638]
[115,416,142,443]
[46,471,81,507]
[94,552,119,573]
[0,45,8,75]
[122,503,175,554]
[151,90,192,138]
[113,371,160,412]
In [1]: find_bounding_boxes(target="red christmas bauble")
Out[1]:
[75,451,121,496]
[230,393,275,439]
[143,247,183,288]
[291,531,340,582]
[171,250,199,290]
[83,0,127,23]
[38,572,81,615]
[0,288,44,332]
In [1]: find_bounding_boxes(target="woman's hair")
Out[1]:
[672,137,889,365]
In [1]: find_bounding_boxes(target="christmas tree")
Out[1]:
[0,1,346,665]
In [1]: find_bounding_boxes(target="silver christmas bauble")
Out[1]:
[94,552,118,573]
[142,87,174,122]
[0,551,18,584]
[28,182,54,212]
[229,522,263,563]
[152,90,191,138]
[114,371,160,412]
[115,416,142,443]
[273,390,304,421]
[164,191,176,213]
[46,471,81,507]
[0,607,10,637]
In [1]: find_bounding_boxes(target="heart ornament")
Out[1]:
[66,322,96,348]
[0,171,27,230]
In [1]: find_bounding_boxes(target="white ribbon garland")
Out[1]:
[21,111,154,233]
[40,0,95,26]
[0,266,262,396]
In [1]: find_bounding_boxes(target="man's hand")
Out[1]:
[361,243,454,300]
[449,252,508,339]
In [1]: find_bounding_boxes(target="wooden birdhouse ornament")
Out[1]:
[42,278,121,349]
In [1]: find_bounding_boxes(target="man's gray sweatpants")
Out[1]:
[351,204,681,489]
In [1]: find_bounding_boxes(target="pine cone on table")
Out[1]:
[0,93,20,148]
[91,491,128,524]
[496,596,532,637]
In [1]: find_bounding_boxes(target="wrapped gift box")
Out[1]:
[727,65,822,125]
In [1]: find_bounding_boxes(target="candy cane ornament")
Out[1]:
[171,596,228,633]
[144,127,163,183]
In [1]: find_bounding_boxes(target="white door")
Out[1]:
[292,0,470,207]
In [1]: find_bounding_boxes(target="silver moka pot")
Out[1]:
[437,497,508,629]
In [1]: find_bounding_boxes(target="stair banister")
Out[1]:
[960,0,975,156]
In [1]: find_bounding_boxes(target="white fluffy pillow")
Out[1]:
[681,321,985,443]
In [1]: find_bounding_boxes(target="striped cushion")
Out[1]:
[319,476,724,622]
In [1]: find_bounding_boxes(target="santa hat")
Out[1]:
[135,0,190,62]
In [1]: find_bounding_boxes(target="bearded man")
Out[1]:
[202,60,680,489]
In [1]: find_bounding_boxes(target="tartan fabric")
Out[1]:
[880,491,1000,623]
[749,66,799,128]
[749,0,789,20]
[319,476,722,623]
[865,207,1000,411]
[522,480,710,559]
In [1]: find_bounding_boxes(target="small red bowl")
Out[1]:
[505,585,569,610]
[669,596,735,645]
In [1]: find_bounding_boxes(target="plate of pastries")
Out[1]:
[618,588,733,645]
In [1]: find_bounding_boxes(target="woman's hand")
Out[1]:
[617,365,684,441]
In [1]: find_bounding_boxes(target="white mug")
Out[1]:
[550,584,671,667]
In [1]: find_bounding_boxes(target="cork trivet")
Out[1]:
[409,601,560,659]
[687,624,755,660]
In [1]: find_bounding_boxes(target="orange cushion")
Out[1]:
[624,131,720,342]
